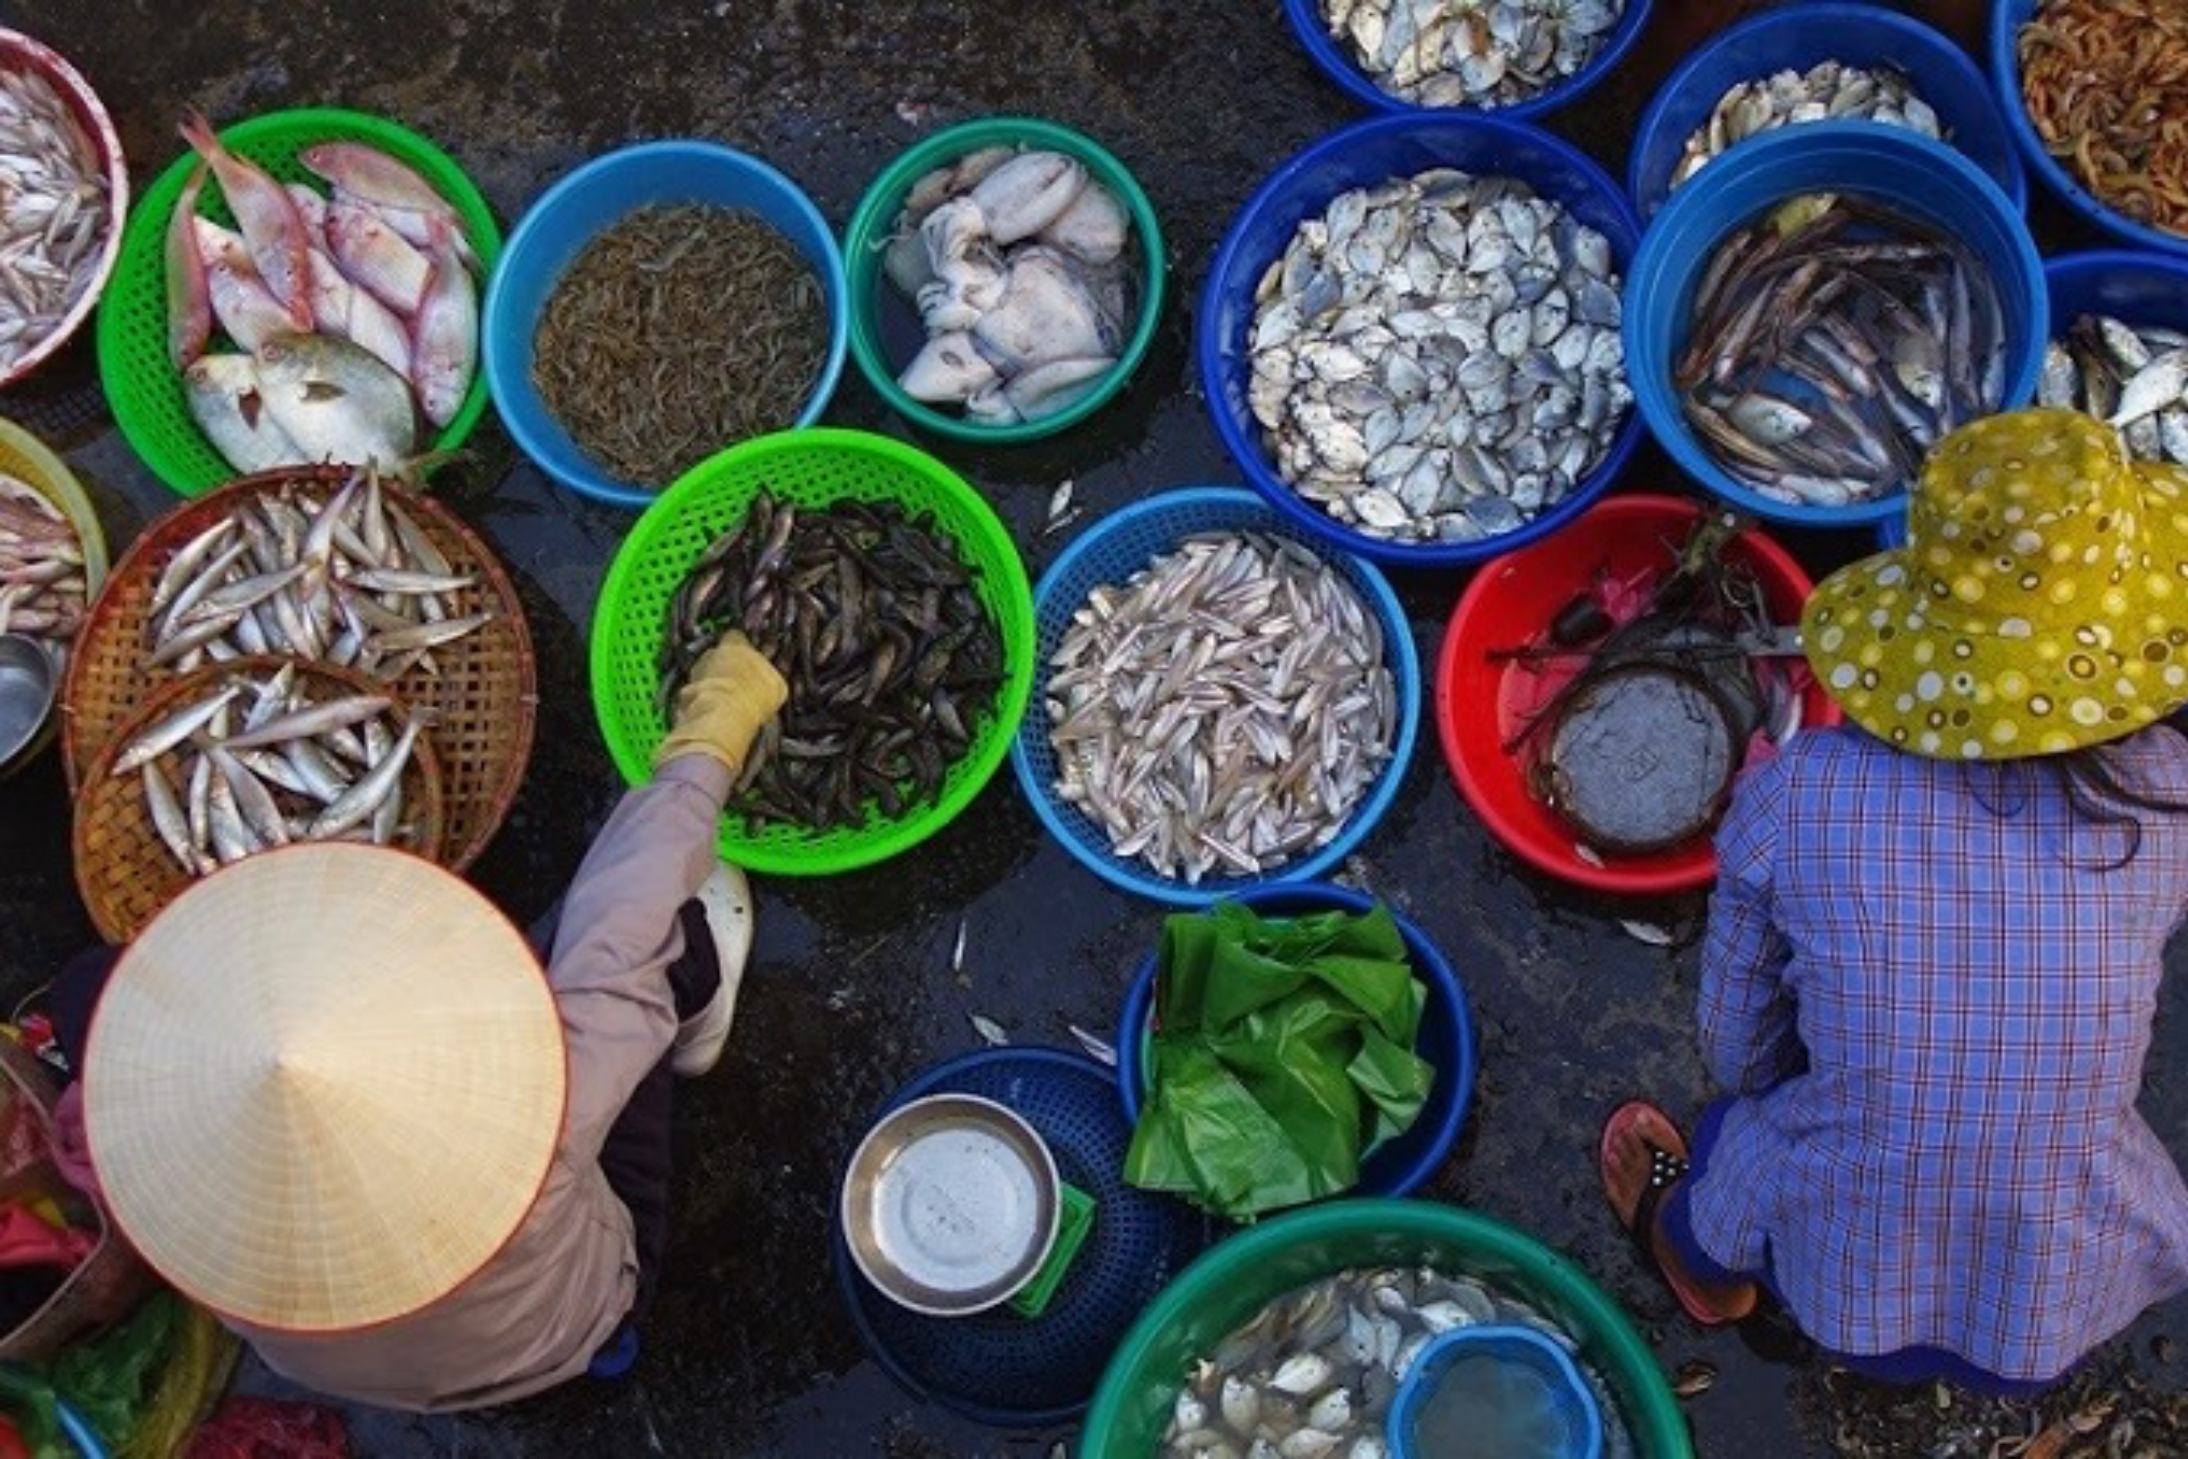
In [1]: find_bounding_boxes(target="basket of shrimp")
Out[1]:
[73,656,445,942]
[60,465,533,870]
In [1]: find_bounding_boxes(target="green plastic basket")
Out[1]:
[94,107,503,498]
[590,428,1036,875]
[843,116,1167,444]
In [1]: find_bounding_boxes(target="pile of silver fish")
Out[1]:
[1672,62,1942,192]
[884,147,1134,425]
[1047,533,1395,885]
[145,472,492,680]
[1160,1265,1636,1459]
[171,114,479,473]
[2041,313,2188,466]
[1679,192,2006,508]
[0,65,111,372]
[1250,169,1628,545]
[1320,0,1626,109]
[114,662,432,875]
[0,472,86,669]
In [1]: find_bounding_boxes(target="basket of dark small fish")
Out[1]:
[1440,495,1835,894]
[590,428,1036,875]
[1010,488,1420,905]
[1625,121,2046,528]
[73,656,445,942]
[61,466,536,873]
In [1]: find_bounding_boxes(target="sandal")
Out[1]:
[1599,1100,1757,1327]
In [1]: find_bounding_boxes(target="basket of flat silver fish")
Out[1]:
[1010,488,1420,906]
[73,656,444,942]
[1201,113,1643,567]
[591,429,1035,876]
[61,465,534,872]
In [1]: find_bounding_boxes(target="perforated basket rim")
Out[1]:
[832,1046,1208,1427]
[94,106,503,498]
[588,427,1036,875]
[1008,486,1422,906]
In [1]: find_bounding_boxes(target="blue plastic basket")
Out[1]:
[1281,0,1653,124]
[831,1048,1212,1428]
[1115,881,1476,1207]
[1198,113,1644,568]
[1008,488,1422,906]
[481,140,848,508]
[1628,1,2026,220]
[1389,1324,1604,1459]
[1991,0,2188,260]
[1624,122,2046,532]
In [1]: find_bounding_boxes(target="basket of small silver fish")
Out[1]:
[1202,112,1642,567]
[0,420,104,675]
[1623,121,2046,528]
[1010,488,1419,905]
[73,656,444,943]
[2038,251,2188,469]
[0,30,125,388]
[844,117,1166,443]
[61,465,534,872]
[1287,0,1649,121]
[592,428,1035,876]
[1625,1,2030,220]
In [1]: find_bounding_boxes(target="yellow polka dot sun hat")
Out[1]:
[1802,409,2188,760]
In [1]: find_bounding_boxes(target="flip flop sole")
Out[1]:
[1598,1099,1755,1327]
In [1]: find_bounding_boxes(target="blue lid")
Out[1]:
[1389,1323,1604,1459]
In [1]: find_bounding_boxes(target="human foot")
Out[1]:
[1599,1100,1758,1326]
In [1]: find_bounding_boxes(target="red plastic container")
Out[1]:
[1436,494,1839,895]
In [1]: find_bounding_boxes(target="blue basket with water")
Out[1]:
[1008,488,1422,906]
[1389,1324,1604,1459]
[831,1048,1211,1428]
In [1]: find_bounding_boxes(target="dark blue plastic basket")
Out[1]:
[1624,122,2045,532]
[1008,488,1422,905]
[1115,881,1476,1208]
[1628,1,2026,220]
[832,1048,1212,1428]
[1991,0,2188,260]
[1281,0,1653,124]
[1198,113,1644,568]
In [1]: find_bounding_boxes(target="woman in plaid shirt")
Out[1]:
[1602,411,2188,1394]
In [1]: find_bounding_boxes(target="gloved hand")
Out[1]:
[654,631,788,776]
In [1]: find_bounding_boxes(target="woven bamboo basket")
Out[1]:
[72,657,446,944]
[60,466,534,871]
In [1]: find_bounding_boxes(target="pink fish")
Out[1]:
[192,216,251,273]
[206,258,299,355]
[166,164,211,367]
[325,197,431,317]
[301,140,480,272]
[410,220,477,428]
[305,248,412,381]
[286,183,330,237]
[178,112,313,331]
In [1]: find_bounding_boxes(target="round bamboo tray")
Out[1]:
[61,466,535,871]
[73,657,446,944]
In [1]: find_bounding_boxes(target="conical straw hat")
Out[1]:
[85,843,566,1332]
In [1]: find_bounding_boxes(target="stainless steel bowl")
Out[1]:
[840,1092,1062,1317]
[0,634,57,772]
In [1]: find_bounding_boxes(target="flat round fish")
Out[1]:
[1541,663,1735,854]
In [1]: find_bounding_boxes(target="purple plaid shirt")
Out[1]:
[1687,725,2188,1381]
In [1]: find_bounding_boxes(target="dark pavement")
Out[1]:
[0,2,2180,1454]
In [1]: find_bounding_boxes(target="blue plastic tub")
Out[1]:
[481,140,848,508]
[1199,113,1644,568]
[1629,1,2025,220]
[1008,488,1421,905]
[1624,121,2046,531]
[1991,0,2188,260]
[1281,0,1653,122]
[1390,1325,1604,1459]
[1115,880,1476,1207]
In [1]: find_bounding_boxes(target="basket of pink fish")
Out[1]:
[95,107,499,497]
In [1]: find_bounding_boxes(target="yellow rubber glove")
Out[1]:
[654,631,788,776]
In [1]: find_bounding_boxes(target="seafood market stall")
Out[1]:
[0,1,2184,1455]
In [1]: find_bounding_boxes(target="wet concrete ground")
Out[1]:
[1,2,2182,1454]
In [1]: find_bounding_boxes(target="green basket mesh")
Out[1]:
[590,428,1036,875]
[94,107,503,498]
